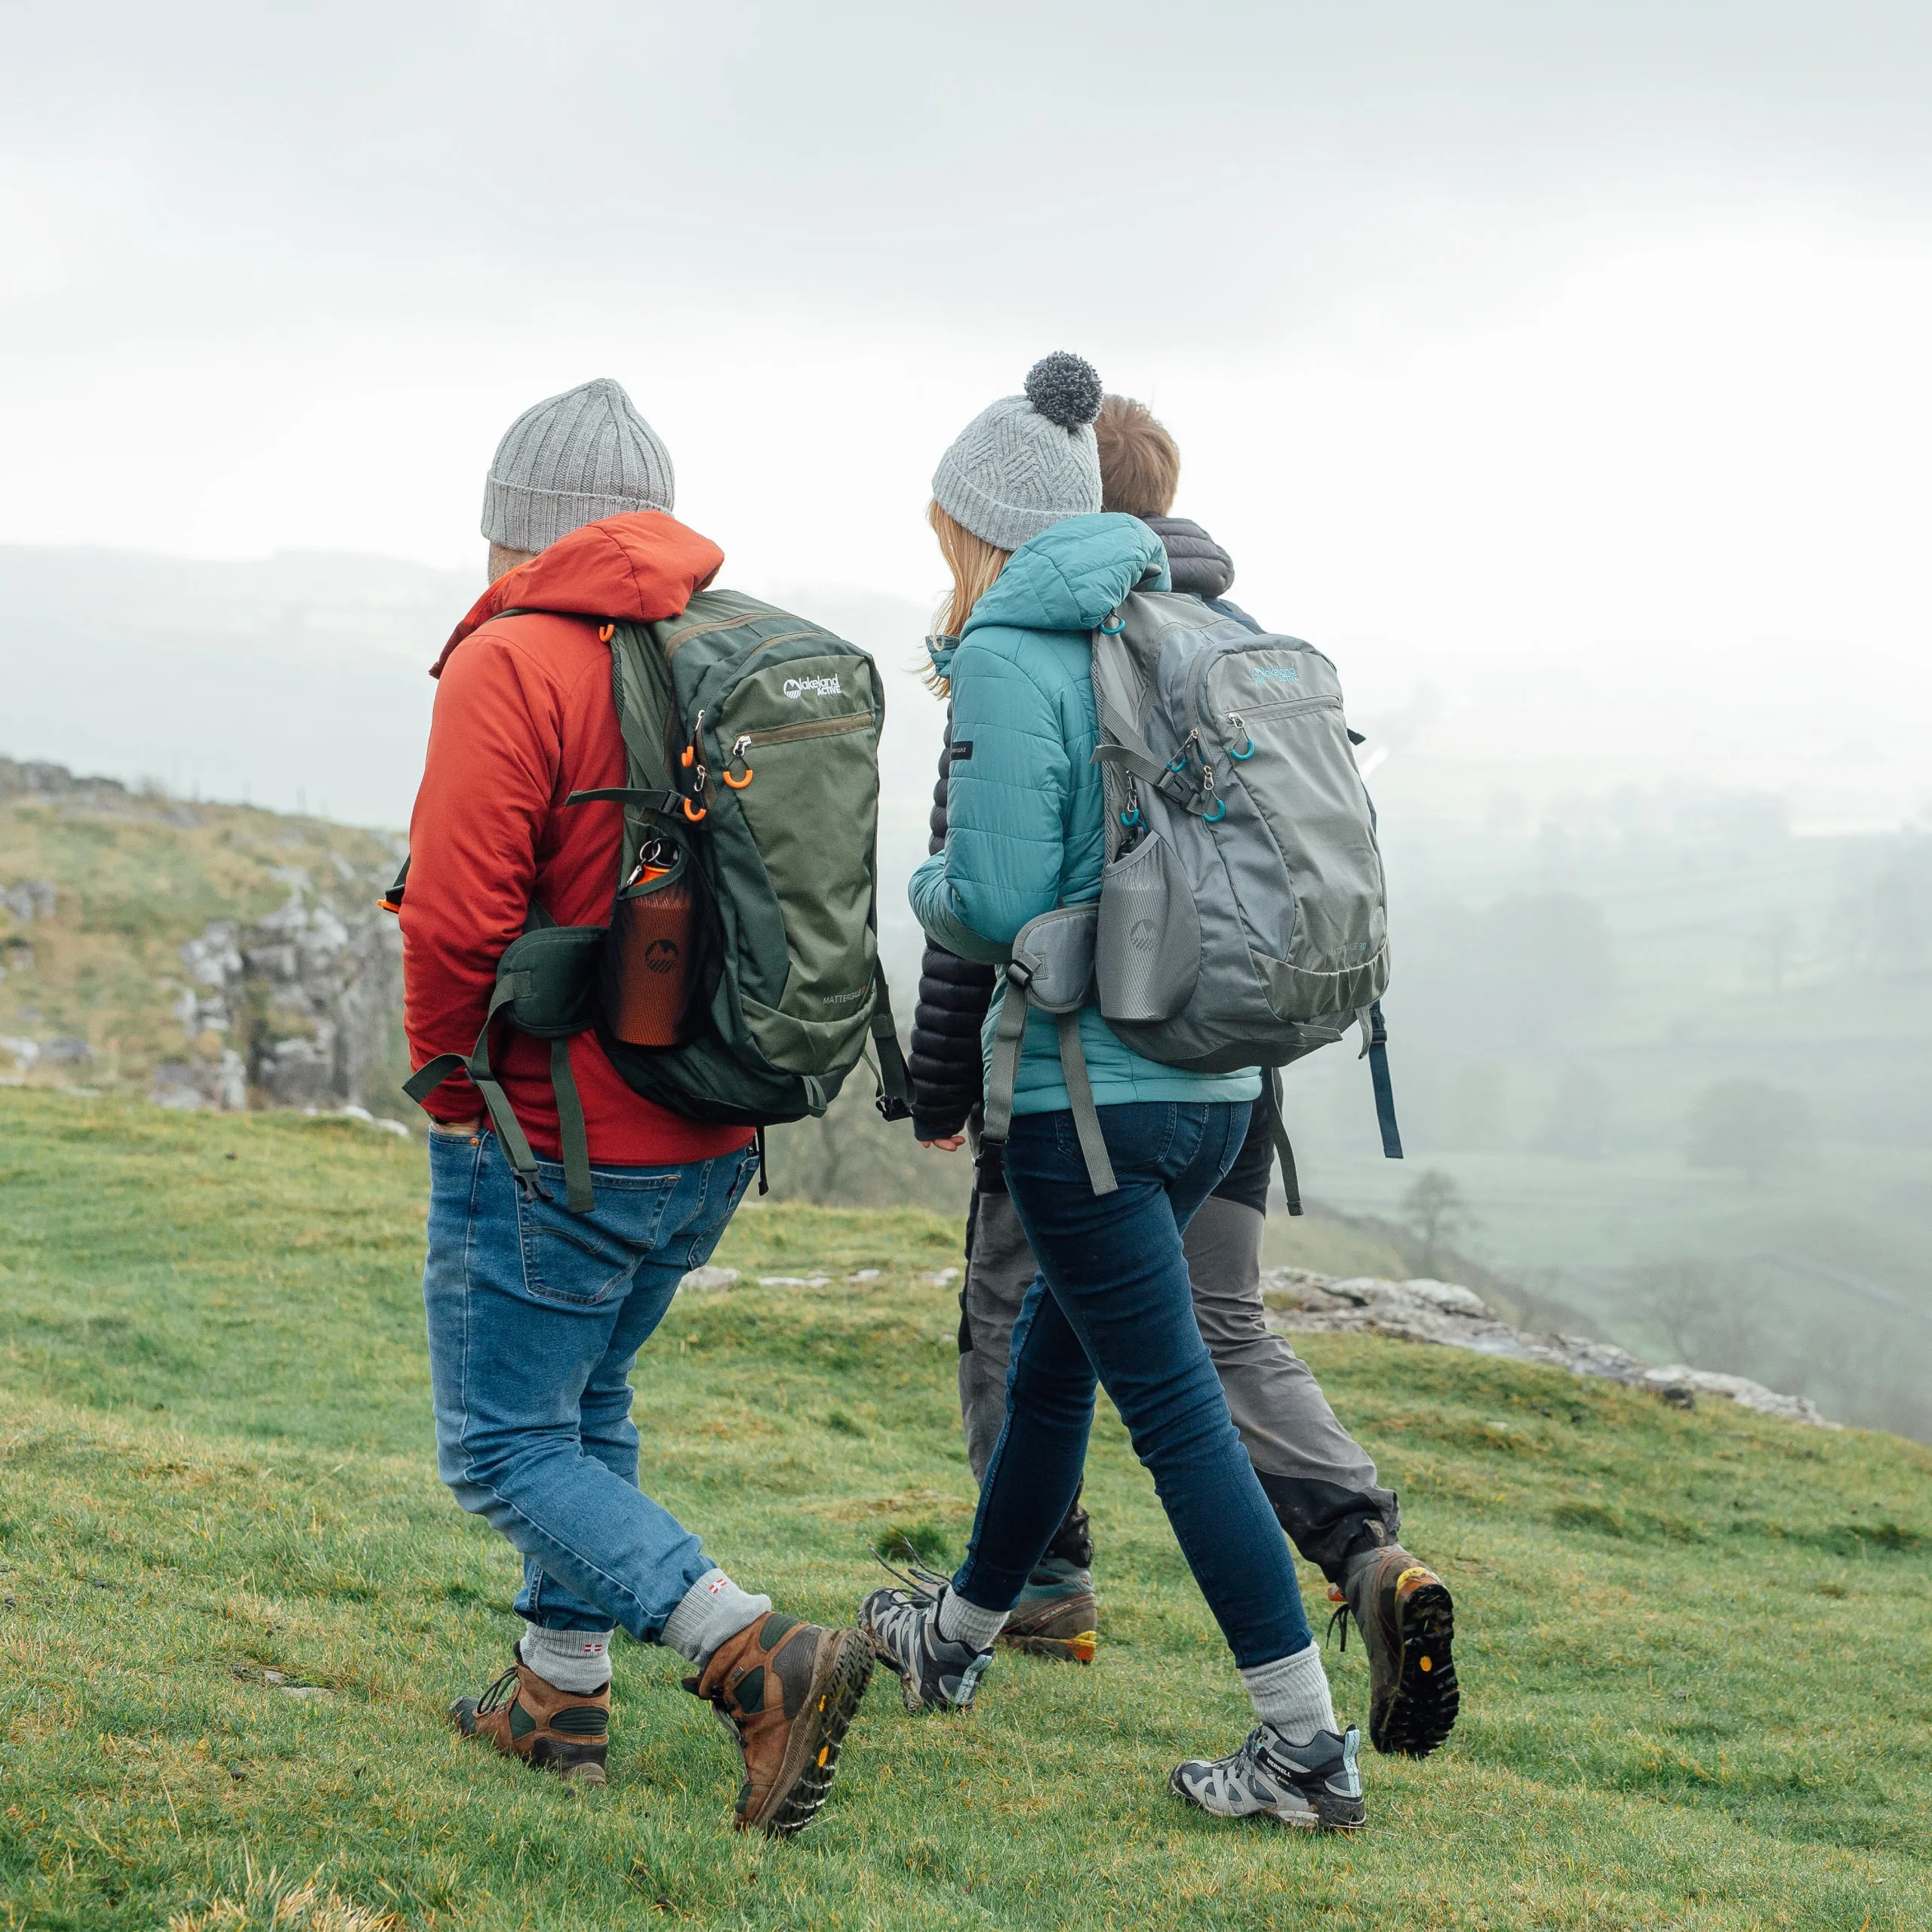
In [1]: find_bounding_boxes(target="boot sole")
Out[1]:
[1375,1580,1459,1758]
[1168,1769,1367,1833]
[745,1628,875,1838]
[998,1595,1098,1665]
[999,1628,1097,1665]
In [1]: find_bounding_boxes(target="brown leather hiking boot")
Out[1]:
[1332,1545,1459,1758]
[685,1611,873,1836]
[450,1657,610,1785]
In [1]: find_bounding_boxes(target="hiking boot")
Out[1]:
[999,1557,1098,1665]
[1333,1544,1459,1758]
[684,1611,873,1837]
[449,1657,610,1786]
[1171,1723,1366,1832]
[859,1582,994,1713]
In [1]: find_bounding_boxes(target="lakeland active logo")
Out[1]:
[783,674,843,699]
[1251,663,1301,686]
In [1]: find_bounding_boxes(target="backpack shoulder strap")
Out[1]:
[978,906,1114,1195]
[1365,1000,1404,1160]
[1259,1069,1303,1217]
[401,909,601,1213]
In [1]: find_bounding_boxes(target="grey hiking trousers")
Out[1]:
[957,1183,1400,1584]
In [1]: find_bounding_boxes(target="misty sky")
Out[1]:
[5,2,1930,823]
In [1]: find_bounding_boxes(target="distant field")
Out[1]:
[2,1091,1928,1930]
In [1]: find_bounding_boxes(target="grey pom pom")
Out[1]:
[1023,352,1103,429]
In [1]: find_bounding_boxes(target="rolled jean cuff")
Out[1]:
[659,1567,771,1666]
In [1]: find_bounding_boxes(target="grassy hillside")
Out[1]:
[2,1091,1928,1930]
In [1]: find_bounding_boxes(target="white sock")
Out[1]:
[935,1588,1007,1652]
[1240,1641,1337,1745]
[518,1621,614,1694]
[659,1567,772,1667]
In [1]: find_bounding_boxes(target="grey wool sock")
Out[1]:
[660,1568,772,1667]
[518,1622,614,1694]
[1240,1641,1339,1746]
[935,1588,1008,1653]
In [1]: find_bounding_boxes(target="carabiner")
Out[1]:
[721,734,755,790]
[1227,712,1255,760]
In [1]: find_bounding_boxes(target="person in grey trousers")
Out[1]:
[906,394,1458,1759]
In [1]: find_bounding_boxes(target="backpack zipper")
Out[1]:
[1235,694,1341,721]
[734,712,874,748]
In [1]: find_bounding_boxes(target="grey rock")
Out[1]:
[169,874,398,1112]
[678,1266,741,1294]
[151,1050,248,1112]
[0,758,128,804]
[2,879,56,924]
[1262,1266,1838,1427]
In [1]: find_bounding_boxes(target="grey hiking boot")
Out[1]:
[1170,1723,1367,1832]
[1331,1543,1459,1757]
[1000,1556,1098,1665]
[859,1578,994,1714]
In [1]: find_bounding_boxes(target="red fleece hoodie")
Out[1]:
[401,512,753,1166]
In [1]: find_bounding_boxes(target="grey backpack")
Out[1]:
[980,590,1403,1199]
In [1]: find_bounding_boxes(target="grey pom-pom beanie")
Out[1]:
[932,352,1105,552]
[481,377,675,552]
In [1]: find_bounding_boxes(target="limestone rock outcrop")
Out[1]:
[167,869,401,1111]
[1263,1268,1835,1427]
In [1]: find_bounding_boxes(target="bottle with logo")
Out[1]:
[602,838,700,1048]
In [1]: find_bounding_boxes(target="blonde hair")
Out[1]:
[925,501,1010,695]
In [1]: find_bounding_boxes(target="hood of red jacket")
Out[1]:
[432,512,725,677]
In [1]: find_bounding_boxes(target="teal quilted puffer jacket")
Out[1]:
[908,512,1261,1119]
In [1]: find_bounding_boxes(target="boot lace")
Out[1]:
[866,1542,949,1599]
[1324,1585,1354,1655]
[475,1664,521,1715]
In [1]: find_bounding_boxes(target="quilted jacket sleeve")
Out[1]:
[908,635,1069,959]
[908,713,994,1141]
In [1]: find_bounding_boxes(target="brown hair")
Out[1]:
[925,500,1011,694]
[1094,395,1181,518]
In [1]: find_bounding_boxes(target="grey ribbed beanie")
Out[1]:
[481,377,675,552]
[932,352,1105,552]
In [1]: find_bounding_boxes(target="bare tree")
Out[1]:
[1684,1078,1814,1189]
[1400,1168,1474,1275]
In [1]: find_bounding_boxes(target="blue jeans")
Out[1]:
[423,1130,760,1638]
[953,1102,1314,1669]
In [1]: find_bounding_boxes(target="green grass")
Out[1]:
[2,1091,1930,1931]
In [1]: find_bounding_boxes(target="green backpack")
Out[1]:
[398,590,910,1210]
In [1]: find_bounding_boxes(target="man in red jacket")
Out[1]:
[402,378,871,1835]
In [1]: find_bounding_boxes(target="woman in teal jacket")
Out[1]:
[861,355,1366,1833]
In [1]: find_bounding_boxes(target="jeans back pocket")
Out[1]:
[515,1167,678,1308]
